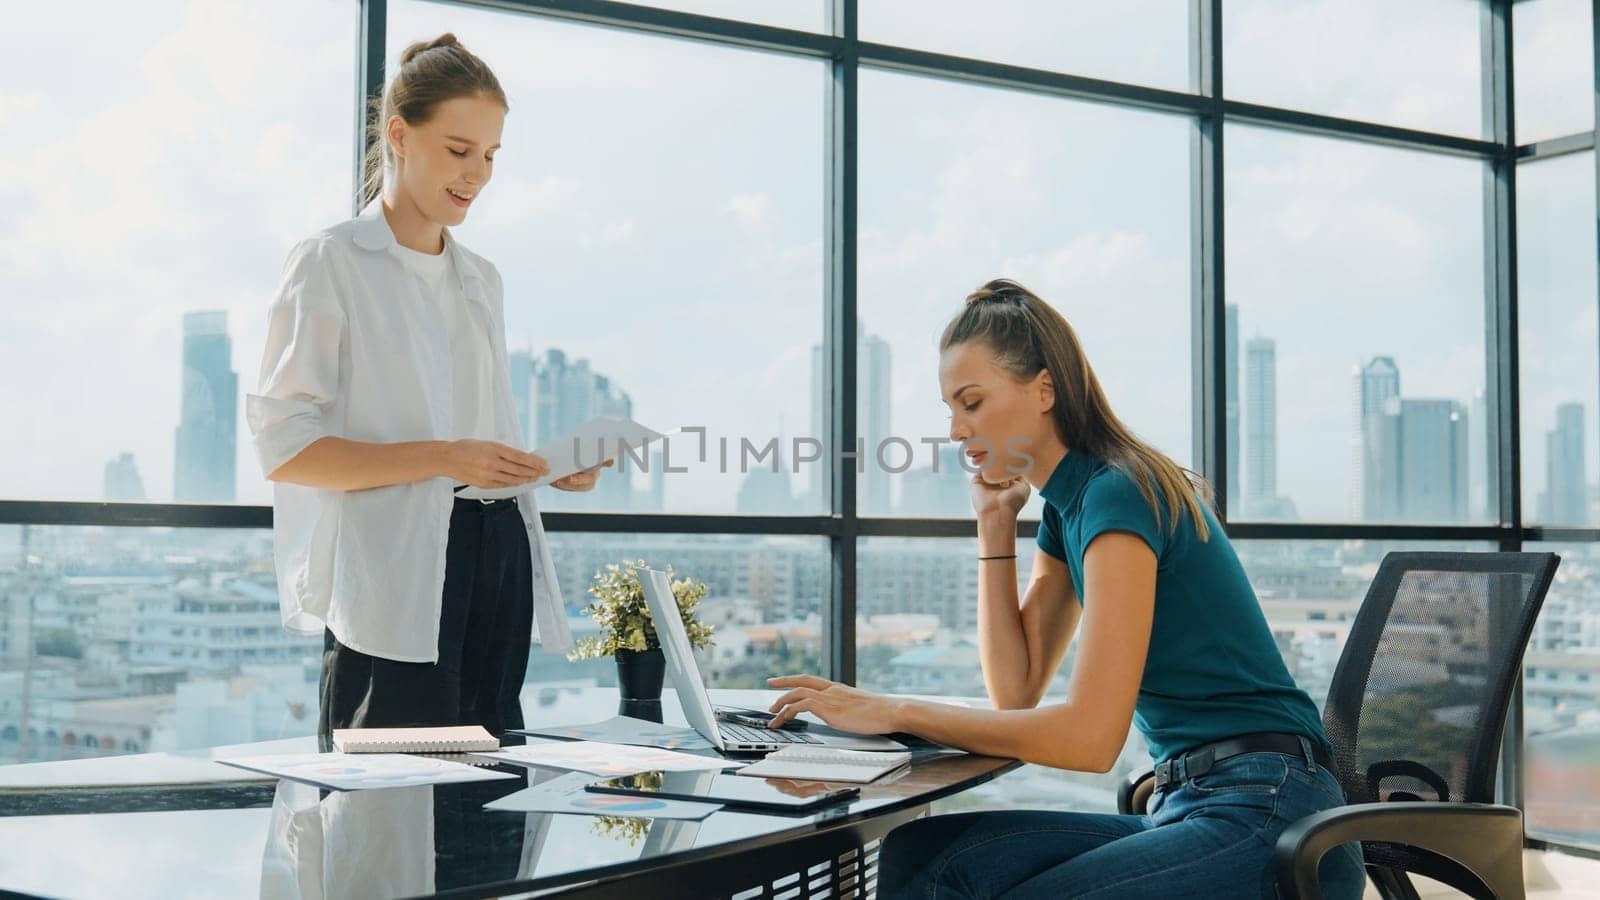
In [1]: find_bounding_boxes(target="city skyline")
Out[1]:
[172,311,236,504]
[517,347,640,512]
[1543,402,1589,526]
[102,452,146,503]
[1356,357,1473,524]
[148,304,1598,526]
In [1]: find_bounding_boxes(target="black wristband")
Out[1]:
[978,554,1017,561]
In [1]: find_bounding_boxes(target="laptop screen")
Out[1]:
[639,567,724,751]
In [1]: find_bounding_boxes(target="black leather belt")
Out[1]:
[452,485,518,507]
[1152,732,1333,793]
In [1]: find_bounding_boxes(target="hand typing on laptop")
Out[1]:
[766,674,907,734]
[636,566,906,754]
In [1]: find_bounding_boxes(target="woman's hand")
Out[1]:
[550,459,615,492]
[443,440,549,488]
[969,471,1031,520]
[766,675,904,734]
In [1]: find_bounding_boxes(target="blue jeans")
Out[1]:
[877,751,1366,899]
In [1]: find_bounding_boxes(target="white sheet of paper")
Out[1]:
[476,741,741,776]
[218,752,517,791]
[514,716,714,751]
[456,415,671,500]
[529,414,670,487]
[484,771,721,820]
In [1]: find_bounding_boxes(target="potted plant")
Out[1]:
[569,560,713,716]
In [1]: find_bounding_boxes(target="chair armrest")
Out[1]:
[1117,767,1156,816]
[1273,802,1524,900]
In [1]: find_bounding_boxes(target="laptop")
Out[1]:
[639,566,907,754]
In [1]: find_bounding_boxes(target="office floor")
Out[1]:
[1383,847,1600,898]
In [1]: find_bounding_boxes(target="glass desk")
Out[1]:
[0,689,1018,899]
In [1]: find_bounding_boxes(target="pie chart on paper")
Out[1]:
[570,793,671,813]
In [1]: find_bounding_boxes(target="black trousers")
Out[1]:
[318,496,534,747]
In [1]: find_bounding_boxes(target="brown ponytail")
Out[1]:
[358,33,508,209]
[941,278,1215,540]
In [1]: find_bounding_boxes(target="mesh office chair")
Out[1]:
[1117,551,1561,900]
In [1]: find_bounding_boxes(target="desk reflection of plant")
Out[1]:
[590,770,664,846]
[592,815,651,846]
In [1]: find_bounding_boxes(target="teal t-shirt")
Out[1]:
[1035,450,1330,764]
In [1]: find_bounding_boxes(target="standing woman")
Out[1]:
[765,280,1365,898]
[248,34,603,744]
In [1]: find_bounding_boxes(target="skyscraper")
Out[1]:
[1355,357,1401,520]
[1225,305,1240,516]
[508,349,534,447]
[103,452,146,502]
[809,326,892,513]
[530,349,635,510]
[1397,399,1468,523]
[861,332,893,515]
[1469,390,1488,520]
[1544,402,1587,525]
[1245,337,1277,515]
[173,311,237,503]
[735,448,795,515]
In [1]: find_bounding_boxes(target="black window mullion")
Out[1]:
[355,0,386,216]
[1192,0,1226,518]
[825,0,859,686]
[1484,0,1525,815]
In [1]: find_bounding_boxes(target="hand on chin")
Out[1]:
[977,463,1022,486]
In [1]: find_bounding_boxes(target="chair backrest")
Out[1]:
[1322,551,1560,806]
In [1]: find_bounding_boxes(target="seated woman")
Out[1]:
[767,279,1365,899]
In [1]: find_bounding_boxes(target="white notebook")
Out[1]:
[736,746,912,784]
[331,725,499,754]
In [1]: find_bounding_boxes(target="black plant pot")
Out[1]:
[615,648,665,722]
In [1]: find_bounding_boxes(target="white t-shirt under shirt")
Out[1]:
[392,241,499,443]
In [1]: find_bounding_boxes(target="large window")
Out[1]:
[1524,543,1600,848]
[389,1,826,516]
[857,70,1192,518]
[0,525,315,763]
[1518,152,1598,527]
[1514,0,1596,143]
[0,526,823,764]
[2,3,355,506]
[859,1,1191,92]
[1223,0,1484,137]
[1225,126,1489,525]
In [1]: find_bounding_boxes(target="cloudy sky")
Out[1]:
[3,0,1593,524]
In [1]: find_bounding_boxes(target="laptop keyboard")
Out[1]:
[720,723,821,745]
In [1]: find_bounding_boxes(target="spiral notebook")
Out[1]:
[735,746,911,784]
[331,725,500,754]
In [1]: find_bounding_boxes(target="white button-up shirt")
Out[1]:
[246,201,574,663]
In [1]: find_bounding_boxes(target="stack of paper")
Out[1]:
[331,725,498,753]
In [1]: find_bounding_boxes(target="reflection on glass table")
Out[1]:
[0,688,1018,900]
